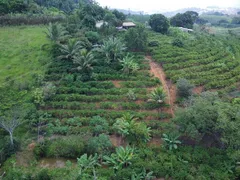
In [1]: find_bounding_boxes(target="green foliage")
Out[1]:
[0,0,28,15]
[170,11,198,29]
[126,90,137,101]
[45,136,85,158]
[148,87,166,105]
[119,54,140,75]
[97,37,126,64]
[103,146,135,171]
[113,114,151,144]
[149,14,170,34]
[176,78,194,98]
[89,116,109,136]
[73,49,95,79]
[172,38,184,47]
[77,153,101,179]
[124,25,148,51]
[57,39,82,61]
[45,23,68,42]
[33,88,44,106]
[42,82,57,100]
[85,31,100,44]
[87,134,112,154]
[162,133,182,150]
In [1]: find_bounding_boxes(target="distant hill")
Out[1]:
[113,7,240,17]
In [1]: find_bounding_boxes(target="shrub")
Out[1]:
[85,31,100,44]
[176,78,194,98]
[86,134,112,154]
[172,38,184,47]
[148,41,159,47]
[46,136,86,158]
[89,116,109,136]
[43,82,57,100]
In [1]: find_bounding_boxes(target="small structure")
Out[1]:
[96,21,108,28]
[178,27,194,33]
[122,22,136,29]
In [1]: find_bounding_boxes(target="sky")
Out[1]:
[96,0,240,13]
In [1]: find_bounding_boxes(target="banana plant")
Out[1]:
[77,153,101,179]
[103,146,135,171]
[162,133,181,151]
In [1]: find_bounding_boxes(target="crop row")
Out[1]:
[52,94,149,102]
[56,87,147,95]
[43,101,161,111]
[41,109,171,119]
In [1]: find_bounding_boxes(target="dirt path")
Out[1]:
[145,56,176,116]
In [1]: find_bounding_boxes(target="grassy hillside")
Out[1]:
[149,29,240,91]
[0,26,50,87]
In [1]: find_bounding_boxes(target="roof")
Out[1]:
[123,22,136,27]
[178,27,194,32]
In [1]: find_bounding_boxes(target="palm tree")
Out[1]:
[119,54,140,75]
[162,133,181,151]
[57,39,82,61]
[45,23,68,43]
[73,49,95,74]
[97,37,126,64]
[148,87,166,116]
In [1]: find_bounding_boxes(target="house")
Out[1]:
[178,27,194,33]
[122,22,136,29]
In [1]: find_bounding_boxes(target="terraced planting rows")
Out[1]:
[41,55,172,137]
[149,31,240,90]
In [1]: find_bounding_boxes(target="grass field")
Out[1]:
[0,26,50,87]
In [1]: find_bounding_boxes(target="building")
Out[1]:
[122,22,136,29]
[178,27,194,33]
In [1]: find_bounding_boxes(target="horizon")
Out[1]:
[96,0,240,13]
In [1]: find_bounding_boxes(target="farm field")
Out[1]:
[149,30,240,91]
[0,26,50,87]
[39,54,172,139]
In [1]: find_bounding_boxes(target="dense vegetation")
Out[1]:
[0,1,240,179]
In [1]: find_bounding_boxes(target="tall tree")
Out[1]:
[0,107,25,146]
[124,25,148,51]
[149,14,170,34]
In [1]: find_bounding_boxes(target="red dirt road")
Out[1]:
[145,56,176,116]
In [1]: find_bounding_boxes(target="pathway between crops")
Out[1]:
[145,56,176,117]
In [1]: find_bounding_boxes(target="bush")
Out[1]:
[85,31,100,44]
[89,116,109,136]
[172,38,184,47]
[176,78,194,98]
[86,134,112,154]
[148,41,159,47]
[46,136,86,158]
[43,82,57,100]
[36,169,51,180]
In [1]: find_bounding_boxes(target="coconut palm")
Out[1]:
[57,39,83,61]
[45,23,68,43]
[148,87,166,116]
[97,37,126,64]
[73,49,95,73]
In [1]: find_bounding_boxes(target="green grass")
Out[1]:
[0,25,51,86]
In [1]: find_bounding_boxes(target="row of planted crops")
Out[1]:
[149,30,240,90]
[39,54,171,139]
